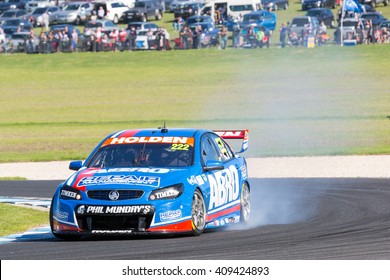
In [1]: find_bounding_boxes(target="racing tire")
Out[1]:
[191,189,206,236]
[49,197,81,241]
[240,183,251,224]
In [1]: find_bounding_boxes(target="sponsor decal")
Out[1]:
[91,230,133,234]
[187,175,205,186]
[85,205,153,215]
[85,168,170,174]
[214,130,247,139]
[208,165,240,210]
[78,175,160,187]
[159,209,182,221]
[60,189,78,199]
[240,165,248,180]
[55,210,69,221]
[102,137,194,147]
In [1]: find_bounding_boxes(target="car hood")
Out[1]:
[65,167,193,192]
[56,11,76,16]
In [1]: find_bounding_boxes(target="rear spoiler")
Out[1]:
[214,129,249,153]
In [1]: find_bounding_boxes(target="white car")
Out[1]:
[135,27,169,49]
[54,2,94,24]
[93,0,135,24]
[25,0,56,13]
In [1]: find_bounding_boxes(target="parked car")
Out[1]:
[8,31,38,53]
[121,0,164,23]
[1,18,33,34]
[301,0,336,11]
[379,19,390,29]
[92,0,134,24]
[134,27,169,49]
[359,12,387,27]
[261,0,289,11]
[185,14,213,26]
[84,19,119,35]
[54,2,94,25]
[125,21,159,33]
[306,8,335,28]
[0,0,29,13]
[334,18,365,44]
[29,6,61,27]
[289,15,320,37]
[173,0,205,19]
[358,0,388,8]
[240,10,277,31]
[0,8,28,24]
[25,0,55,13]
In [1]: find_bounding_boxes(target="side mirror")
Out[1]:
[203,160,224,171]
[69,160,83,171]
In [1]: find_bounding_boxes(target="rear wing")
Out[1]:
[214,129,249,153]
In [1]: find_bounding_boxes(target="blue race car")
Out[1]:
[50,127,250,239]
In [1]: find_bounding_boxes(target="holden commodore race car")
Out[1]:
[50,127,250,239]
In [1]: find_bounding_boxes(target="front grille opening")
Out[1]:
[76,214,153,232]
[87,190,144,200]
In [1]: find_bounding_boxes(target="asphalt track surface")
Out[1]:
[1,178,390,260]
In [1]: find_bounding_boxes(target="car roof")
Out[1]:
[106,128,207,139]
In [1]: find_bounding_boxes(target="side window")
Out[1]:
[209,134,234,163]
[200,135,219,165]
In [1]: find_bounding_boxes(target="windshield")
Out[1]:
[134,2,146,8]
[32,8,47,14]
[88,143,194,168]
[243,14,264,22]
[64,4,80,11]
[3,19,20,25]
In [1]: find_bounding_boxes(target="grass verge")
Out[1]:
[0,203,48,237]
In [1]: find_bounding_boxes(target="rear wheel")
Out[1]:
[191,189,206,235]
[240,183,251,223]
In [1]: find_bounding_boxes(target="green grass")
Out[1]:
[1,4,390,163]
[0,203,48,237]
[1,45,390,162]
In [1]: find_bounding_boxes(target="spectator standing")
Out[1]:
[109,28,119,50]
[279,23,287,48]
[193,25,202,49]
[146,28,154,49]
[91,11,97,21]
[256,27,264,48]
[98,6,105,19]
[128,26,137,50]
[173,16,184,31]
[41,11,49,32]
[71,28,78,52]
[232,24,240,47]
[219,26,228,49]
[180,26,192,49]
[118,28,127,50]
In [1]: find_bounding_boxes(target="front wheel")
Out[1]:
[191,189,206,235]
[240,183,251,224]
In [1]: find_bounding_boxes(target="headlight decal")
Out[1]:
[149,184,184,200]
